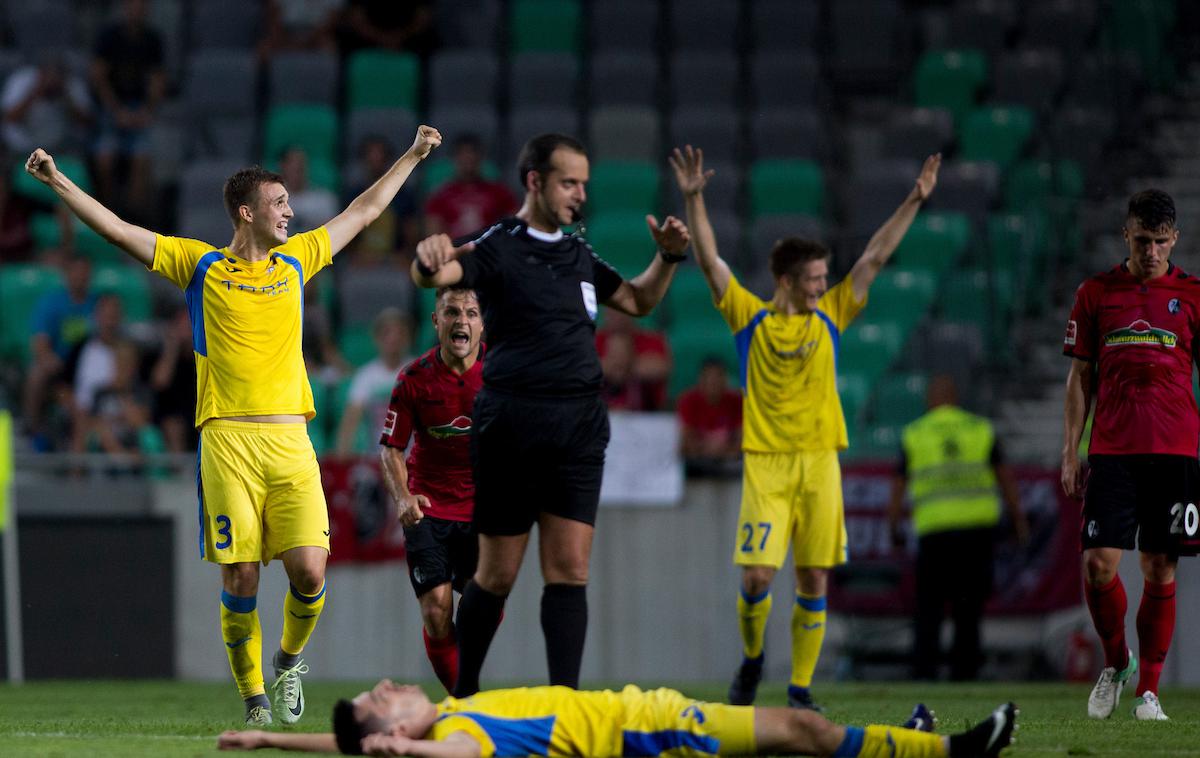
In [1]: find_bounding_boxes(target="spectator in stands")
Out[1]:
[887,374,1027,682]
[0,170,33,262]
[424,134,518,240]
[89,0,166,219]
[22,254,96,448]
[302,279,350,384]
[1,53,92,156]
[277,147,338,233]
[341,135,420,265]
[340,0,438,58]
[73,293,126,419]
[596,310,670,411]
[677,356,743,477]
[334,308,414,456]
[258,0,343,57]
[73,340,164,462]
[149,306,197,452]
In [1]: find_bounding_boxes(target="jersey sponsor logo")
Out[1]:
[428,415,473,439]
[1064,319,1077,346]
[773,339,818,360]
[218,275,291,296]
[580,281,598,320]
[1103,319,1177,348]
[383,409,397,436]
[1169,297,1181,313]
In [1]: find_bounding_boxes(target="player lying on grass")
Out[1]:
[217,679,1016,757]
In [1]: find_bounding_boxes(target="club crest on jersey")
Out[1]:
[1102,319,1177,348]
[1169,298,1181,313]
[428,415,472,439]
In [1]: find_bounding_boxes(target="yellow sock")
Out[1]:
[790,592,826,688]
[834,725,947,758]
[221,591,264,699]
[737,589,773,659]
[280,582,326,656]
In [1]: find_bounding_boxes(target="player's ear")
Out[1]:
[238,204,253,224]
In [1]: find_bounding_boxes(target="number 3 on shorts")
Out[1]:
[740,521,772,553]
[215,515,233,550]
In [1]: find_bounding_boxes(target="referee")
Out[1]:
[412,133,690,696]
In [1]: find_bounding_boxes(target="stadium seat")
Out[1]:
[509,51,579,109]
[866,269,937,330]
[670,51,739,109]
[586,162,660,217]
[434,0,502,51]
[992,49,1065,114]
[428,49,500,110]
[1048,106,1114,178]
[183,50,257,120]
[346,50,420,111]
[265,154,339,194]
[506,106,582,158]
[839,319,905,382]
[343,108,419,160]
[748,160,823,219]
[178,159,244,216]
[420,156,502,195]
[871,372,929,427]
[189,0,260,49]
[667,315,736,399]
[588,107,660,162]
[30,215,122,262]
[891,212,972,275]
[338,329,376,368]
[748,215,827,259]
[337,266,416,329]
[263,105,338,165]
[0,264,63,363]
[842,160,921,238]
[947,2,1011,58]
[959,106,1035,171]
[688,166,741,237]
[509,0,582,53]
[749,107,829,163]
[931,160,1000,229]
[669,107,740,166]
[10,0,74,58]
[582,213,657,277]
[268,51,339,107]
[880,107,955,161]
[660,266,717,329]
[589,51,660,109]
[1003,160,1084,213]
[178,206,233,244]
[857,423,902,459]
[666,0,739,53]
[1104,0,1176,89]
[1024,0,1097,59]
[749,50,822,109]
[426,105,501,162]
[838,371,871,429]
[828,0,903,89]
[590,0,659,53]
[938,268,1015,351]
[913,49,988,122]
[308,378,330,455]
[12,155,91,207]
[987,210,1049,313]
[750,0,821,52]
[91,262,153,323]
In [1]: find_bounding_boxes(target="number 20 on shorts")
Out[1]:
[1170,502,1200,537]
[741,521,772,553]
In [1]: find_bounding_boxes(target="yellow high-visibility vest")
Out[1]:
[901,405,1000,537]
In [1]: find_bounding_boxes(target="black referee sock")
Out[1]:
[541,583,588,689]
[453,580,507,698]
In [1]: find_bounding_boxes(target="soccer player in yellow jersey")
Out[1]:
[24,125,443,725]
[217,679,1017,757]
[668,146,940,711]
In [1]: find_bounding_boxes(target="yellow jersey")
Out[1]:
[429,685,754,757]
[149,228,332,427]
[717,275,866,452]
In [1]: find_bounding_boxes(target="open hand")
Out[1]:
[411,125,443,160]
[914,153,941,201]
[24,148,57,185]
[646,215,689,256]
[217,730,267,750]
[668,145,714,197]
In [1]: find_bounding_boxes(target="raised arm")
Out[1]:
[326,126,442,256]
[1061,357,1094,499]
[380,444,429,528]
[25,149,156,266]
[848,154,941,301]
[603,214,690,317]
[668,146,732,302]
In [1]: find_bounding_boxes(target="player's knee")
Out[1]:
[741,567,773,596]
[1140,553,1176,583]
[222,563,260,595]
[1083,554,1118,585]
[422,604,453,637]
[289,565,325,595]
[788,709,836,751]
[475,566,518,595]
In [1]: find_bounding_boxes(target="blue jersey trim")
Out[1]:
[622,729,720,757]
[833,725,865,757]
[196,437,204,558]
[734,309,770,391]
[290,582,326,604]
[184,251,225,357]
[445,713,555,756]
[813,308,839,374]
[221,591,257,614]
[796,594,827,612]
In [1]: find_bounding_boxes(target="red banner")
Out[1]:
[322,456,407,564]
[830,464,1082,615]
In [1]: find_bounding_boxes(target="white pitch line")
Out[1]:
[7,732,211,741]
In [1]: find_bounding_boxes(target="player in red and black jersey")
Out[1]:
[379,286,483,693]
[1062,189,1196,722]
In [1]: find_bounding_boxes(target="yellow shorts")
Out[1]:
[621,686,756,756]
[733,449,848,569]
[198,420,329,565]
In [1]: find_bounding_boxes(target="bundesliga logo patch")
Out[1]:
[1169,297,1181,313]
[1064,319,1077,346]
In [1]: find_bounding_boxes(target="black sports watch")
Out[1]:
[658,249,687,264]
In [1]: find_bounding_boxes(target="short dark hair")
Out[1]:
[333,699,365,755]
[435,285,478,304]
[699,355,729,373]
[1126,189,1176,231]
[768,237,830,280]
[516,133,586,187]
[222,166,286,224]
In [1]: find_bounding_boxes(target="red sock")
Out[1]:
[423,627,458,694]
[1135,579,1175,695]
[1084,575,1128,669]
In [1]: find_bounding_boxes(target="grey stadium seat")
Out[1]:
[947,1,1012,58]
[184,50,258,118]
[829,0,903,90]
[750,214,827,258]
[669,107,740,166]
[588,106,660,163]
[666,0,739,52]
[589,51,659,109]
[428,49,499,110]
[178,206,234,245]
[505,106,582,159]
[670,51,739,109]
[508,52,579,109]
[750,108,830,164]
[931,161,999,229]
[993,49,1065,115]
[189,0,261,50]
[268,51,339,107]
[338,267,415,328]
[750,0,821,51]
[1049,106,1114,177]
[750,50,822,109]
[344,108,418,159]
[427,106,500,162]
[434,0,501,50]
[881,107,954,161]
[591,0,660,53]
[842,160,921,238]
[11,1,74,58]
[178,159,243,216]
[1024,0,1096,59]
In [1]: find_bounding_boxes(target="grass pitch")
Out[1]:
[0,679,1197,756]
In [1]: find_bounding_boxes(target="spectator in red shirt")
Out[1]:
[423,134,517,240]
[596,310,670,411]
[678,356,742,477]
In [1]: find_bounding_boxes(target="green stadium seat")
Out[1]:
[30,214,123,262]
[960,106,1035,171]
[0,263,63,363]
[584,212,657,277]
[266,154,340,194]
[892,212,971,275]
[264,105,338,165]
[748,160,823,218]
[12,155,92,207]
[865,268,937,329]
[913,49,988,122]
[660,266,718,329]
[938,268,1014,352]
[837,371,871,428]
[667,315,735,400]
[412,285,439,351]
[308,378,330,455]
[586,161,660,217]
[1003,159,1083,212]
[510,0,582,53]
[862,423,902,458]
[345,50,420,110]
[1105,0,1177,89]
[420,156,502,195]
[91,262,153,322]
[871,372,928,427]
[986,210,1049,313]
[338,328,376,368]
[839,319,905,382]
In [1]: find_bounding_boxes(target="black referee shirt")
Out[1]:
[457,217,624,397]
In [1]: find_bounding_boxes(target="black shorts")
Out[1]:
[1082,454,1200,556]
[402,516,478,596]
[470,388,610,536]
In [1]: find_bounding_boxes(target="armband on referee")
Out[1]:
[415,258,436,278]
[658,249,687,264]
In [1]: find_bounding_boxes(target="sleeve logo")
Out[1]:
[383,409,397,436]
[580,281,598,320]
[1064,319,1077,346]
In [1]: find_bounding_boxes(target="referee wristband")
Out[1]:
[658,249,687,264]
[415,259,436,278]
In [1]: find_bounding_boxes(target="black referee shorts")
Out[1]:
[470,388,610,536]
[1082,454,1200,556]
